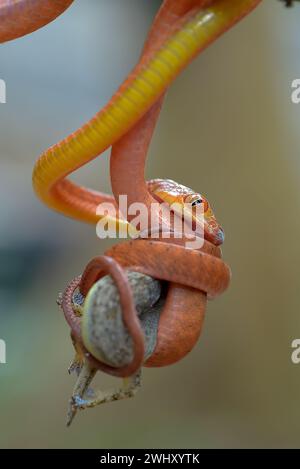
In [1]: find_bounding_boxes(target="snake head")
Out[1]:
[148,179,224,246]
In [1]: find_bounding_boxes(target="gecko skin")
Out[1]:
[1,1,261,376]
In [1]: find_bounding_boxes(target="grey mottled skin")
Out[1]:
[74,271,165,366]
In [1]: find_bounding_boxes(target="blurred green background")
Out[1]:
[0,0,300,449]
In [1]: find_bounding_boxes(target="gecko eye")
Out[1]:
[191,198,203,206]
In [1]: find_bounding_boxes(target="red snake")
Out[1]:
[0,0,262,377]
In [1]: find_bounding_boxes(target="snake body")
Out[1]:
[1,0,262,376]
[0,0,74,43]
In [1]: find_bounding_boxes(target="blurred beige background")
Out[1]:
[0,0,300,449]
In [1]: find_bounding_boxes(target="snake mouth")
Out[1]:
[148,182,225,246]
[148,189,225,245]
[170,203,225,246]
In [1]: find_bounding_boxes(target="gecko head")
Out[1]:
[148,178,224,246]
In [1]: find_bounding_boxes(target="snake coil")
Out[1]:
[61,236,231,377]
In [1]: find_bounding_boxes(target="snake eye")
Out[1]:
[191,198,203,207]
